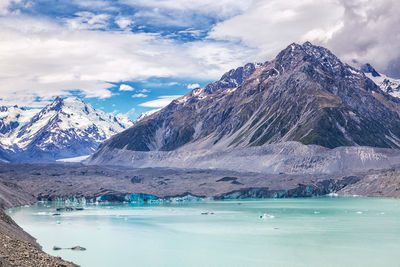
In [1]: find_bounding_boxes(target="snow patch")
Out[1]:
[57,155,90,162]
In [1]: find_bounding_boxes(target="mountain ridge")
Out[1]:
[91,41,400,163]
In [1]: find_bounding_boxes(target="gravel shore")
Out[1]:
[0,209,77,267]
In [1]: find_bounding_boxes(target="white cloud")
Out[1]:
[73,0,112,9]
[0,15,251,107]
[2,0,399,108]
[139,95,182,108]
[178,29,204,38]
[187,83,200,89]
[119,84,135,91]
[325,0,400,72]
[208,0,400,74]
[132,93,147,98]
[0,0,23,15]
[121,0,251,18]
[0,0,12,15]
[115,16,133,29]
[64,12,111,30]
[139,88,150,93]
[209,0,344,61]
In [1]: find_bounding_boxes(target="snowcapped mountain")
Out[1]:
[89,42,400,168]
[361,63,400,98]
[0,97,132,162]
[0,105,41,152]
[133,109,161,124]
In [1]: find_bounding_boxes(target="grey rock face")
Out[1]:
[361,63,381,77]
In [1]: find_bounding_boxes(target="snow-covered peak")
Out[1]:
[21,97,133,143]
[361,63,400,98]
[133,109,161,124]
[116,113,133,127]
[0,106,40,150]
[0,96,133,160]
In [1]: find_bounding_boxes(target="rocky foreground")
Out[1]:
[0,206,77,266]
[0,162,399,266]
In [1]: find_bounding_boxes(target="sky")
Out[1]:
[0,0,399,119]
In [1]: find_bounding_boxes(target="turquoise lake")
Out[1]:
[7,197,400,267]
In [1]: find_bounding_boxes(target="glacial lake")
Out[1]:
[7,197,400,267]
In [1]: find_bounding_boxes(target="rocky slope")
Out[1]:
[89,141,400,175]
[89,42,400,169]
[0,97,132,162]
[0,179,76,267]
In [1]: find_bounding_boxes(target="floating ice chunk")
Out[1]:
[201,211,214,215]
[327,193,339,197]
[260,213,275,219]
[356,211,363,214]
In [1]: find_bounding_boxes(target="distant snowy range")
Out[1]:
[1,42,400,175]
[0,97,134,162]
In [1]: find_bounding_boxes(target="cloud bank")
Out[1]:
[209,0,400,76]
[0,0,399,107]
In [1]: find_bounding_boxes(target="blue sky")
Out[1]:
[90,78,211,117]
[0,0,399,119]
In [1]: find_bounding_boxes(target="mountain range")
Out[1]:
[88,42,400,173]
[1,42,400,165]
[0,97,132,162]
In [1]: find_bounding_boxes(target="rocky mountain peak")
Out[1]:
[203,62,264,95]
[274,42,345,76]
[361,63,381,77]
[93,42,400,157]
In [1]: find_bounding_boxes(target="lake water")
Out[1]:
[7,197,400,267]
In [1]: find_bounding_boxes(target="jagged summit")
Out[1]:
[90,41,400,166]
[203,62,264,95]
[361,63,381,77]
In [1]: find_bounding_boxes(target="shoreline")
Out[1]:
[0,202,78,266]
